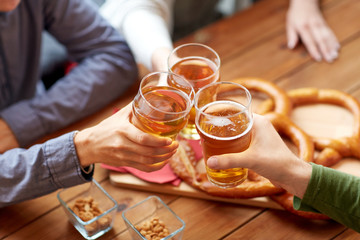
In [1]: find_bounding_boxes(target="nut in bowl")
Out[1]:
[57,179,118,239]
[122,196,185,240]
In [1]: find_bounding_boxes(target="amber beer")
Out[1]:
[132,86,191,140]
[131,72,194,143]
[171,57,218,121]
[195,82,253,188]
[168,43,220,139]
[171,57,219,91]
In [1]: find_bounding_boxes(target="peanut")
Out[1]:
[135,216,171,240]
[70,196,112,234]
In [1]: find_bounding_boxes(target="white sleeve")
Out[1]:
[100,0,175,70]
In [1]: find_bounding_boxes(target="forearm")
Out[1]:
[0,132,89,208]
[122,10,173,71]
[294,163,360,232]
[1,0,138,147]
[1,52,137,148]
[100,0,174,71]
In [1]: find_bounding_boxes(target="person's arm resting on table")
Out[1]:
[0,0,138,148]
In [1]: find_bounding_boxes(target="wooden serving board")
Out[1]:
[110,102,360,210]
[109,171,283,209]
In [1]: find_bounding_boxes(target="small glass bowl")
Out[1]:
[57,179,118,239]
[122,196,185,240]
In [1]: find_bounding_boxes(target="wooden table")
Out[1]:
[2,0,360,239]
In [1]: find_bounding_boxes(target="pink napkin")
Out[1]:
[185,139,203,161]
[102,163,182,186]
[102,139,204,186]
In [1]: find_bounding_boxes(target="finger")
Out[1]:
[124,122,173,147]
[286,25,299,49]
[298,26,322,62]
[324,31,340,61]
[310,25,339,63]
[118,159,169,172]
[207,152,249,170]
[114,147,178,166]
[120,135,179,157]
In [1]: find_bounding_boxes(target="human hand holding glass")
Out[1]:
[168,43,220,139]
[195,81,253,188]
[74,103,179,173]
[131,72,194,166]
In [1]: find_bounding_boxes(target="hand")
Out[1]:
[74,103,179,172]
[286,0,340,62]
[206,114,312,198]
[0,119,19,153]
[151,47,173,72]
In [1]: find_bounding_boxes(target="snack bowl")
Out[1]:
[122,196,185,240]
[57,179,118,239]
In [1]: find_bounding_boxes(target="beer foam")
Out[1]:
[208,117,233,127]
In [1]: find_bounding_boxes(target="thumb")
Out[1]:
[207,152,250,170]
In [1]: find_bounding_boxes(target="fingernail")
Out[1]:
[287,40,296,49]
[314,55,322,62]
[325,56,333,63]
[166,138,172,145]
[331,50,338,59]
[207,157,218,168]
[324,53,335,63]
[172,141,179,148]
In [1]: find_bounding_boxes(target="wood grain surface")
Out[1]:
[2,0,360,239]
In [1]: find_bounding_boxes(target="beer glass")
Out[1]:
[195,82,253,188]
[168,43,220,139]
[132,72,194,142]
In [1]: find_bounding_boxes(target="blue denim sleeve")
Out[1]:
[0,131,90,208]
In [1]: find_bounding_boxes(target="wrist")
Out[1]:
[289,0,319,8]
[281,159,312,199]
[73,130,93,167]
[80,164,94,180]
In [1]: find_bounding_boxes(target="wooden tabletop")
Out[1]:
[2,0,360,239]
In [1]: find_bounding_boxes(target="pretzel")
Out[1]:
[230,78,292,116]
[263,112,314,163]
[260,88,360,167]
[169,139,284,199]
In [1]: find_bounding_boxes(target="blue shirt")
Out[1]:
[0,0,138,207]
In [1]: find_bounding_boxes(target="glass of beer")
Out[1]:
[168,43,220,140]
[194,81,253,188]
[132,72,194,142]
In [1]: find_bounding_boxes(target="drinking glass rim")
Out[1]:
[194,81,252,114]
[196,116,254,141]
[194,81,253,140]
[168,43,221,83]
[137,71,194,116]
